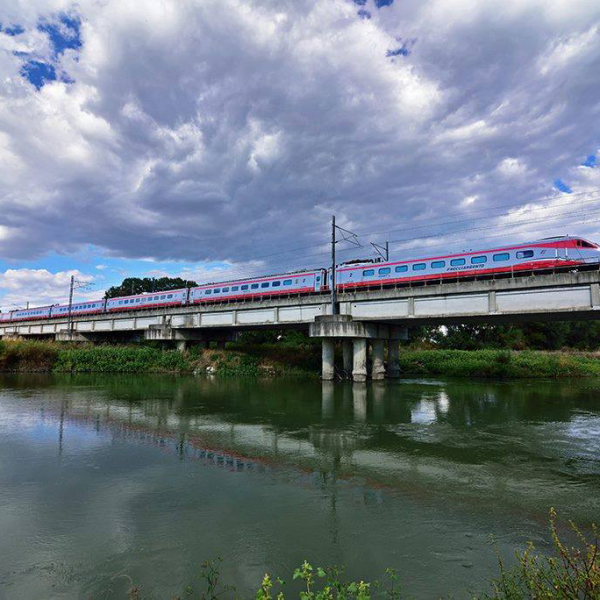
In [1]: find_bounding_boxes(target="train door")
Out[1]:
[315,271,323,292]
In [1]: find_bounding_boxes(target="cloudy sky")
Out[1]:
[1,0,599,309]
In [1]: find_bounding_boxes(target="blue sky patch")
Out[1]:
[21,61,57,90]
[375,0,394,7]
[1,23,25,36]
[554,179,572,194]
[387,46,410,57]
[38,13,82,58]
[583,155,596,168]
[357,9,372,19]
[352,0,368,5]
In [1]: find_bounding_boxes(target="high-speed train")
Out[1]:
[1,235,598,323]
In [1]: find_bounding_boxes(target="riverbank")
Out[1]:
[0,339,319,377]
[2,339,600,378]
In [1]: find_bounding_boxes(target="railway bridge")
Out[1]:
[2,269,600,381]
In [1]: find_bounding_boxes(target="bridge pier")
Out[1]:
[387,341,400,379]
[310,315,407,382]
[352,338,368,382]
[371,340,386,380]
[322,339,335,381]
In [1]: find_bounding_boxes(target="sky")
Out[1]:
[0,0,600,309]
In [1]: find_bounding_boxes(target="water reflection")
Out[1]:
[0,374,599,598]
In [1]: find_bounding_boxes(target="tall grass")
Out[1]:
[0,339,58,372]
[54,346,190,373]
[398,349,600,378]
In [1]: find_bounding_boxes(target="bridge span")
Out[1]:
[2,269,600,381]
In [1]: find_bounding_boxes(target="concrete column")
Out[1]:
[342,340,353,376]
[371,339,385,380]
[387,341,400,379]
[322,339,335,380]
[352,338,367,382]
[176,340,187,353]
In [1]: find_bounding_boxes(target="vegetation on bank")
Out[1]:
[126,511,599,599]
[0,339,319,377]
[3,337,600,378]
[397,349,600,378]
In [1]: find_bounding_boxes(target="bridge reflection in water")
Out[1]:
[0,374,599,598]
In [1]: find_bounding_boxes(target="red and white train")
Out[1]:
[1,235,598,323]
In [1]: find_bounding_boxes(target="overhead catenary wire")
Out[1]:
[183,188,600,269]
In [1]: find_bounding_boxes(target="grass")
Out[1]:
[125,511,599,599]
[53,346,190,373]
[0,340,319,377]
[3,340,600,378]
[398,349,600,378]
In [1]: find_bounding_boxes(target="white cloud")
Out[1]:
[0,269,101,311]
[0,0,599,282]
[497,158,528,177]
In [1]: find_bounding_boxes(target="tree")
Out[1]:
[104,277,197,299]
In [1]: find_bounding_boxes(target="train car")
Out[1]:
[10,305,53,321]
[106,288,188,312]
[335,236,600,290]
[51,299,106,318]
[0,312,12,323]
[189,269,327,303]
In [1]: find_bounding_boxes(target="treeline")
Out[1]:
[411,322,600,351]
[105,277,197,299]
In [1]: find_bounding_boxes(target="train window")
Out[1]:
[167,294,173,299]
[282,280,291,286]
[516,250,534,259]
[232,286,239,292]
[450,258,466,266]
[431,261,445,268]
[251,284,259,289]
[316,276,321,281]
[493,253,510,262]
[154,296,159,301]
[241,285,249,290]
[136,298,140,302]
[159,295,165,299]
[272,281,281,287]
[118,301,123,305]
[413,263,426,271]
[378,267,391,275]
[471,256,487,264]
[222,287,230,293]
[261,282,269,288]
[205,290,212,295]
[363,269,375,276]
[395,265,408,273]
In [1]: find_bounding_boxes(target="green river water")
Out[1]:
[0,374,599,598]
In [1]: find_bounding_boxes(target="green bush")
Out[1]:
[53,346,191,373]
[397,349,600,378]
[0,340,58,371]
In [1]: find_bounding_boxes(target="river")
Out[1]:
[0,374,599,598]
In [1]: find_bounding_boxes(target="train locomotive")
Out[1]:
[1,236,598,323]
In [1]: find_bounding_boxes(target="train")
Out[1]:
[1,235,598,323]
